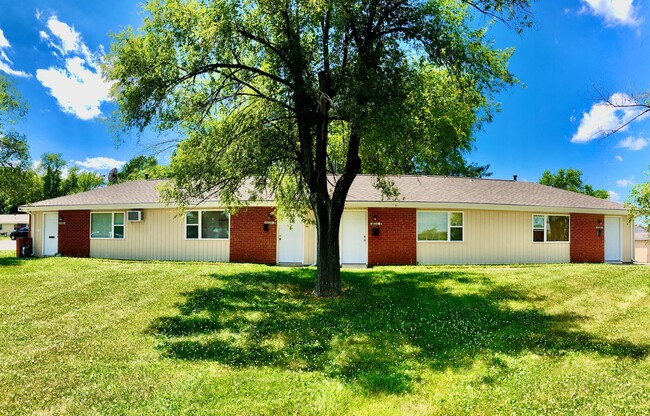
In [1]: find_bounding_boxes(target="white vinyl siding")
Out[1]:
[90,209,229,261]
[418,210,571,265]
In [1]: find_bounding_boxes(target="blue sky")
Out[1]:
[0,0,648,202]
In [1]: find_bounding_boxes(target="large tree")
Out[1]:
[0,75,34,213]
[40,153,67,200]
[106,0,532,297]
[539,168,609,199]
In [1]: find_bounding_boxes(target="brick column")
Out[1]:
[570,213,604,263]
[368,208,417,266]
[58,210,91,257]
[230,207,277,264]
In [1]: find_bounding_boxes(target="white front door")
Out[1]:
[43,213,59,256]
[340,211,367,264]
[605,216,621,262]
[277,219,304,264]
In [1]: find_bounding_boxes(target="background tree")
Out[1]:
[107,0,532,297]
[539,168,609,199]
[0,75,34,213]
[116,155,170,182]
[61,167,106,195]
[40,153,67,199]
[626,167,650,231]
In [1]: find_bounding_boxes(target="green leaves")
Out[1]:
[626,168,650,230]
[539,168,609,200]
[0,75,33,213]
[106,0,533,293]
[106,0,526,205]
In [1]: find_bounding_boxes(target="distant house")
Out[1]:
[0,214,29,236]
[635,225,649,264]
[19,175,634,265]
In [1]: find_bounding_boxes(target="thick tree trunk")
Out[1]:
[313,206,343,297]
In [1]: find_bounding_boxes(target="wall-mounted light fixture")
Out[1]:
[596,219,604,237]
[263,213,276,232]
[370,214,382,236]
[58,215,65,225]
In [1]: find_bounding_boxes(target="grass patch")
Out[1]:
[1,251,649,414]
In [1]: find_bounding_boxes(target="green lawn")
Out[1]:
[1,251,649,415]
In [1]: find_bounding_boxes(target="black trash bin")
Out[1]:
[16,237,32,258]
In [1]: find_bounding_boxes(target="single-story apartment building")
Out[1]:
[19,175,634,265]
[0,214,29,236]
[635,225,649,264]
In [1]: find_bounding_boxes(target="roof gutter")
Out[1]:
[20,200,626,216]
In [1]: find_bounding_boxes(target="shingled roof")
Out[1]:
[22,175,625,212]
[26,179,167,207]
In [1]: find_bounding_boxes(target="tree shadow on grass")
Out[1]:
[148,268,649,395]
[0,255,30,267]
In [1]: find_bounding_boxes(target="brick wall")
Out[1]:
[368,208,417,266]
[58,210,90,257]
[230,207,276,264]
[570,213,604,263]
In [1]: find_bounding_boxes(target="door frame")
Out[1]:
[340,209,368,265]
[604,216,622,263]
[276,218,305,264]
[42,212,59,257]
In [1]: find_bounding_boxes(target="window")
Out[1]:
[91,212,124,239]
[417,211,463,242]
[532,214,569,242]
[185,210,229,239]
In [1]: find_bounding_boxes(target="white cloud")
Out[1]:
[617,179,634,187]
[615,155,623,162]
[581,0,641,26]
[0,29,9,48]
[616,136,649,151]
[74,157,125,170]
[36,15,113,120]
[45,17,82,56]
[0,28,30,78]
[608,190,621,201]
[571,93,646,143]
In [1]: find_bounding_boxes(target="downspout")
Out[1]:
[631,220,636,264]
[17,206,32,238]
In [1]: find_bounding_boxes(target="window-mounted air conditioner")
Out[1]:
[127,210,143,222]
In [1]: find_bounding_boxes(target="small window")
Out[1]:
[186,211,199,239]
[533,214,569,242]
[91,212,125,239]
[186,210,229,239]
[417,211,463,242]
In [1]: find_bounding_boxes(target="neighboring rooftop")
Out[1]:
[636,225,649,241]
[22,175,626,212]
[0,214,29,223]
